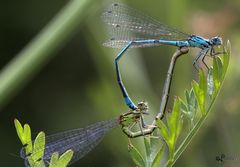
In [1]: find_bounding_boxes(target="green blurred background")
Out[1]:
[0,0,239,166]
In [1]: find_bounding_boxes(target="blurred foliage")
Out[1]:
[0,0,239,167]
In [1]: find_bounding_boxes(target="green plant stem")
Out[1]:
[0,0,94,109]
[168,145,175,167]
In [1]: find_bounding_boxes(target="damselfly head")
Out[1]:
[211,36,222,46]
[137,101,148,112]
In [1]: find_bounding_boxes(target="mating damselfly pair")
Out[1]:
[19,3,223,167]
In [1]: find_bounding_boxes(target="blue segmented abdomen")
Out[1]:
[124,97,137,110]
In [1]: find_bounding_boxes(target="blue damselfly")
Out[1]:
[102,3,222,110]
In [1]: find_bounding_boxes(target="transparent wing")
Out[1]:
[102,3,189,48]
[20,119,119,167]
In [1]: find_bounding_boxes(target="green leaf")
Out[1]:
[180,100,188,115]
[212,57,222,93]
[157,107,184,163]
[181,92,190,115]
[151,145,164,167]
[222,40,230,78]
[181,101,188,114]
[167,98,182,147]
[150,130,162,148]
[192,79,206,115]
[14,119,24,143]
[199,69,207,96]
[128,143,145,167]
[49,152,59,167]
[156,119,169,142]
[14,119,33,155]
[181,89,198,129]
[181,91,190,114]
[14,119,31,145]
[149,135,162,161]
[219,57,223,68]
[185,90,191,107]
[144,137,151,163]
[176,115,183,139]
[167,98,181,144]
[188,89,197,115]
[32,160,45,167]
[189,89,198,113]
[58,149,74,167]
[49,150,73,167]
[31,132,45,163]
[192,80,199,92]
[23,124,32,143]
[216,57,223,79]
[207,68,214,98]
[24,126,33,156]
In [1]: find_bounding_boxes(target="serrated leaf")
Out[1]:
[128,143,145,167]
[151,145,164,167]
[156,119,169,142]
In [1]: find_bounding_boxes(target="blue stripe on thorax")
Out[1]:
[188,35,211,49]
